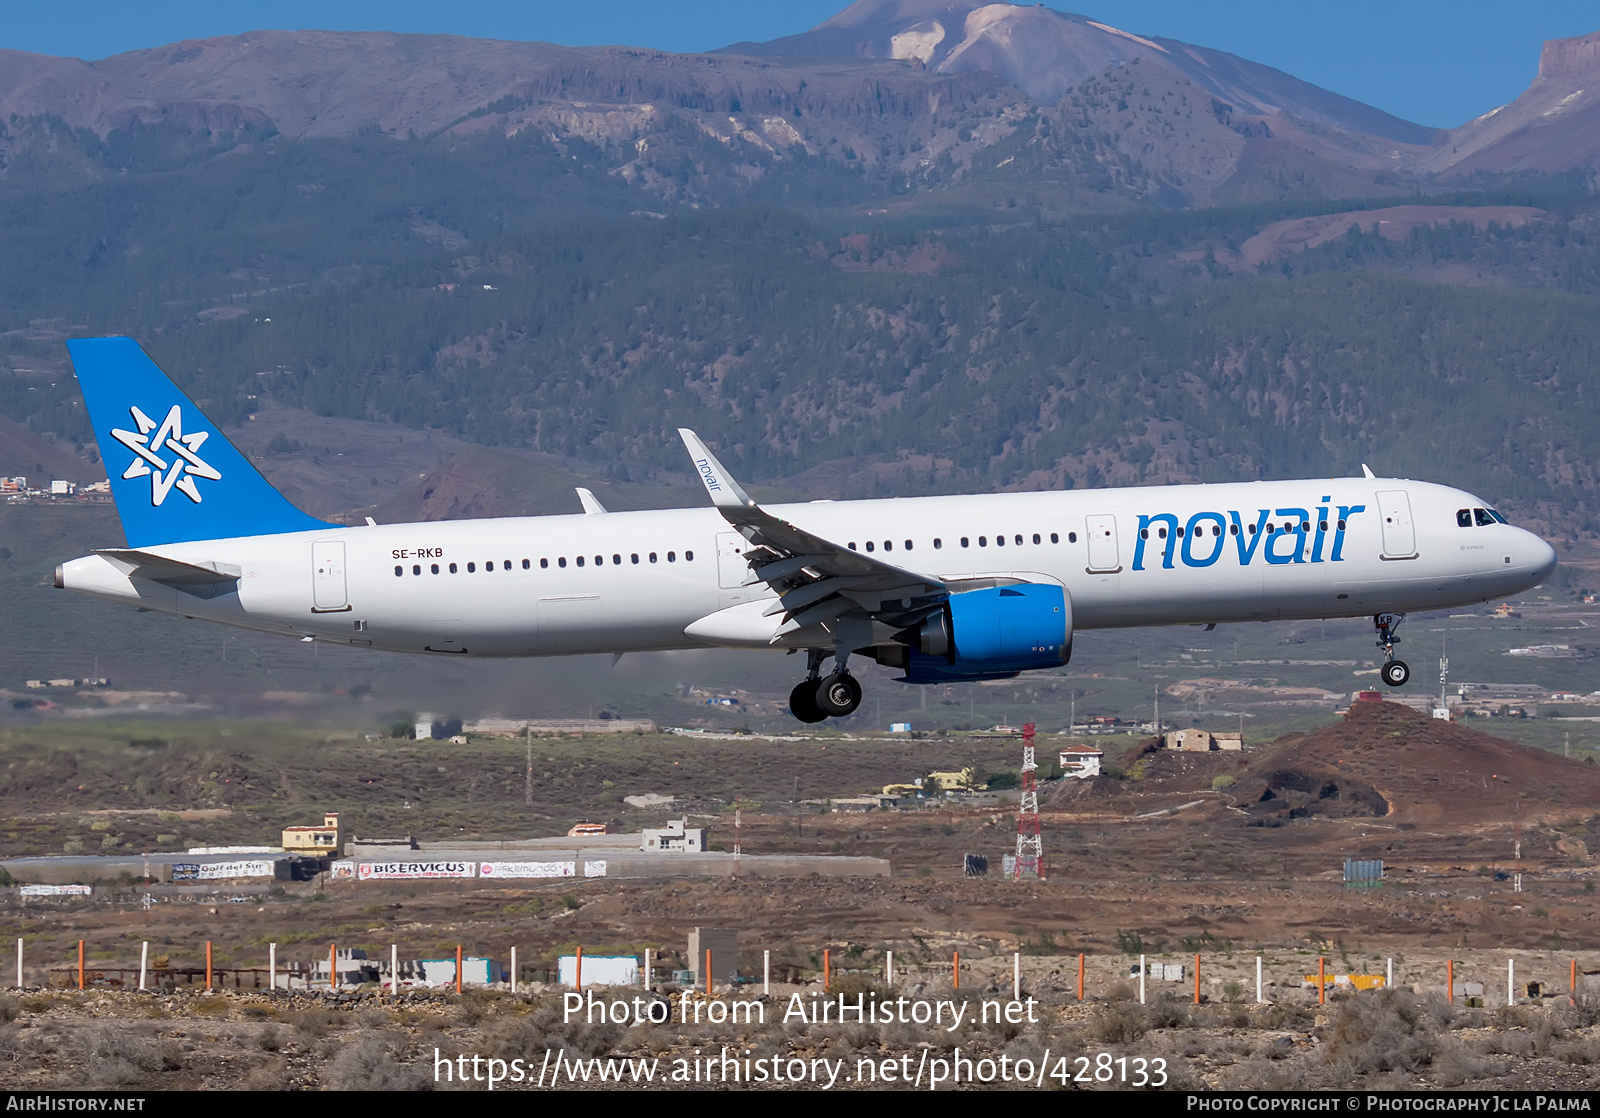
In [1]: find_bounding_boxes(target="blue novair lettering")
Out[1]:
[1129,504,1367,572]
[1132,513,1179,571]
[695,459,722,492]
[1229,510,1269,566]
[1181,512,1227,568]
[1268,507,1310,565]
[1332,505,1365,562]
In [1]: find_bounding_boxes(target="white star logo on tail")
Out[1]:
[110,405,223,506]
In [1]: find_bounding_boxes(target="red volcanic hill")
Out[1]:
[1241,699,1600,828]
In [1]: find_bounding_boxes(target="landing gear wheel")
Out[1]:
[1381,659,1410,688]
[788,680,828,724]
[815,672,863,718]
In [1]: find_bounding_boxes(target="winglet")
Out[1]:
[1361,464,1376,479]
[678,428,757,510]
[575,487,608,515]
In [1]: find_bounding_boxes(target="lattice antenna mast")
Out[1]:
[1014,722,1043,880]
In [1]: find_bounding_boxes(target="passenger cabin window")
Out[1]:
[431,564,440,575]
[467,562,475,573]
[413,564,421,575]
[558,558,567,568]
[865,541,874,552]
[449,563,458,573]
[685,551,694,561]
[576,556,585,567]
[904,540,913,551]
[933,538,942,549]
[394,566,403,577]
[649,553,657,563]
[668,552,676,562]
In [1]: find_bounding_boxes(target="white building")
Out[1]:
[1058,749,1103,779]
[642,818,706,853]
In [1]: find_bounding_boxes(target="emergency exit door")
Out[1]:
[1085,515,1121,572]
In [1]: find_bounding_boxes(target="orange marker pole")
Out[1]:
[1447,959,1454,1003]
[823,949,830,992]
[456,945,463,994]
[1194,954,1201,1005]
[330,942,337,992]
[953,950,960,991]
[1572,959,1578,1005]
[206,941,213,992]
[1318,956,1326,1005]
[77,940,84,991]
[575,946,582,992]
[705,949,713,996]
[1077,954,1085,1001]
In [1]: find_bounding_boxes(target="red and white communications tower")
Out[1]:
[1013,721,1043,880]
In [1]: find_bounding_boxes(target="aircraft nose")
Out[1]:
[1524,531,1557,584]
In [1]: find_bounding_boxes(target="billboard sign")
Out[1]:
[196,860,275,880]
[356,861,475,881]
[478,861,575,879]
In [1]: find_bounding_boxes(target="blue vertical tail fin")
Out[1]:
[67,336,331,546]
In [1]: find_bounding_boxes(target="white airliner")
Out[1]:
[56,338,1557,722]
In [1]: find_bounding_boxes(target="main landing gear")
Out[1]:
[788,649,864,722]
[1374,612,1410,687]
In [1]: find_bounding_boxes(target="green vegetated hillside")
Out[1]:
[4,122,1600,534]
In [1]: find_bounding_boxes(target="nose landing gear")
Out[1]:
[1374,613,1409,687]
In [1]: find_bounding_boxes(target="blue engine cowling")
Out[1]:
[897,583,1072,683]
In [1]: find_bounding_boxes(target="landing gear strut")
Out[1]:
[787,649,864,721]
[1374,612,1409,687]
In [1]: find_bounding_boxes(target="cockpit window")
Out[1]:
[1487,508,1509,524]
[1474,508,1495,527]
[1456,509,1472,528]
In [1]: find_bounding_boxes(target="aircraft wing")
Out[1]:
[678,429,947,636]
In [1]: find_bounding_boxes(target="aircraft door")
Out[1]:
[1376,490,1418,559]
[715,531,759,609]
[1084,515,1121,572]
[312,541,349,612]
[716,532,754,589]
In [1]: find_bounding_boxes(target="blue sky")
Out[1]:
[3,2,1597,128]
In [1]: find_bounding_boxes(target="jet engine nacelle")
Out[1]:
[892,583,1072,683]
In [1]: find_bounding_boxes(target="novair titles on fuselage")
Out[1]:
[1132,503,1367,571]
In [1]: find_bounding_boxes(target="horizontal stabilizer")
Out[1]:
[95,548,241,585]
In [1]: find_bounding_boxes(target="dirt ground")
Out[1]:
[5,700,1600,1090]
